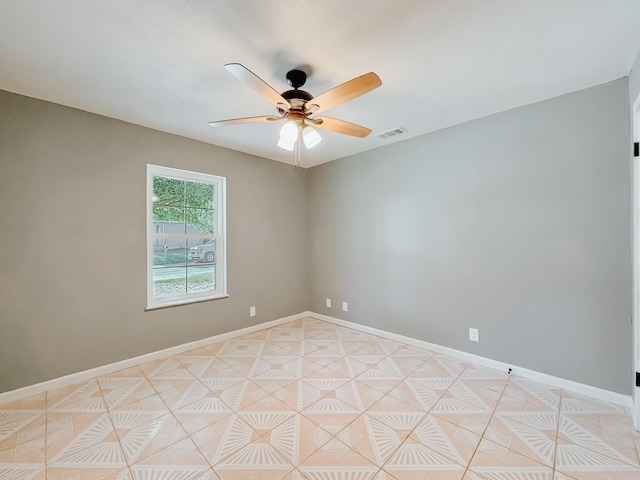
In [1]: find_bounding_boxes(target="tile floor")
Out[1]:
[1,316,639,480]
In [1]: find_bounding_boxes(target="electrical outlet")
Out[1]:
[326,298,331,308]
[342,302,348,312]
[469,328,479,342]
[250,306,256,317]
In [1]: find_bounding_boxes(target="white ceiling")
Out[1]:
[2,1,640,168]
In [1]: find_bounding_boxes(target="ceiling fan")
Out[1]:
[209,63,382,165]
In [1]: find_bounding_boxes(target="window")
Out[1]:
[147,164,227,309]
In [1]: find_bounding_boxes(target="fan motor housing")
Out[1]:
[282,89,313,102]
[281,89,314,112]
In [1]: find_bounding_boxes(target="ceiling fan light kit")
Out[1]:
[209,63,382,166]
[279,119,299,143]
[277,137,295,151]
[302,124,322,149]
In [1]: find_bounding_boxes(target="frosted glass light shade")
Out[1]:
[277,137,295,151]
[279,120,299,142]
[302,125,322,148]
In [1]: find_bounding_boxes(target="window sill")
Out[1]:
[146,293,229,311]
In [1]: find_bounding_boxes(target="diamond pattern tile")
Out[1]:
[1,317,638,480]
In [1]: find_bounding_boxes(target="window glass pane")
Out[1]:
[186,181,214,210]
[153,237,188,298]
[187,238,216,265]
[153,267,186,298]
[153,239,187,267]
[152,207,185,234]
[187,265,215,293]
[154,239,214,297]
[153,176,185,207]
[186,208,214,235]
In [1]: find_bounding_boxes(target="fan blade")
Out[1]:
[313,117,372,138]
[225,63,291,109]
[208,115,281,127]
[305,72,381,114]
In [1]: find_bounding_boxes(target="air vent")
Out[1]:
[376,127,407,140]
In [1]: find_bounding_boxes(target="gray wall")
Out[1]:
[630,50,640,107]
[1,78,634,396]
[308,79,632,394]
[0,90,309,393]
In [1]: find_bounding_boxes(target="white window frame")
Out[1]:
[146,164,227,309]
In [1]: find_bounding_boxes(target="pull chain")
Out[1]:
[294,124,302,169]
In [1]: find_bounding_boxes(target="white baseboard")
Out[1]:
[307,311,634,410]
[1,310,633,412]
[0,312,305,405]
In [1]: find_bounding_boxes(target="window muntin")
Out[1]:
[147,165,226,309]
